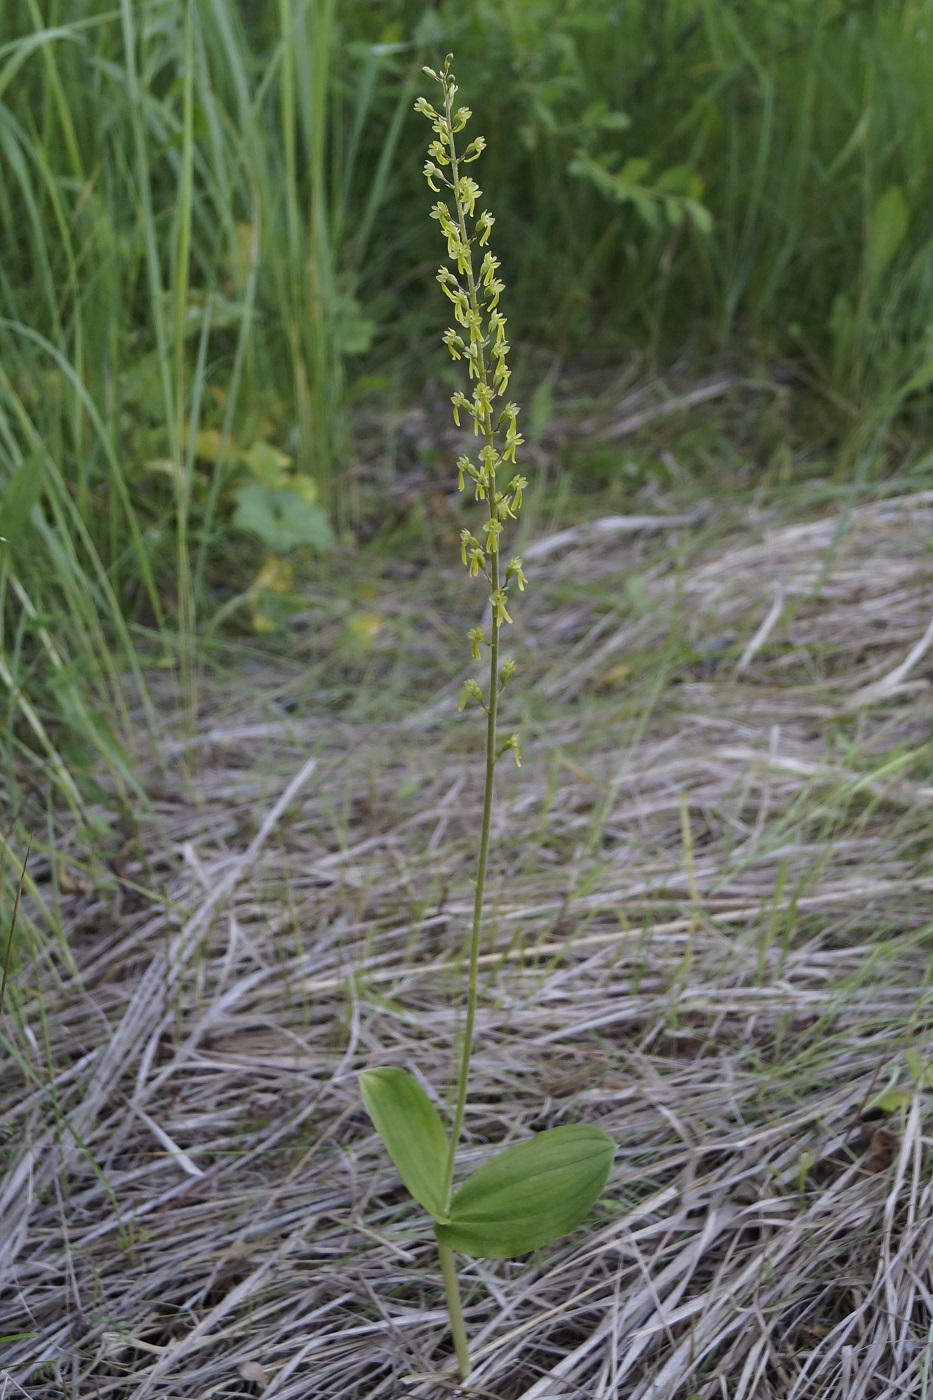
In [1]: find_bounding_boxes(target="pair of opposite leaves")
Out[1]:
[360,1066,615,1260]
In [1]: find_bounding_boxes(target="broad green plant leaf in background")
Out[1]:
[238,439,294,488]
[360,1068,449,1219]
[231,483,333,554]
[436,1124,616,1259]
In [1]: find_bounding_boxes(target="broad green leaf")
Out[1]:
[655,163,693,195]
[232,484,333,554]
[867,185,908,291]
[871,1088,913,1114]
[436,1124,614,1259]
[240,439,293,488]
[619,157,651,186]
[360,1068,449,1219]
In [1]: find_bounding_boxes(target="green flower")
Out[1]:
[491,588,512,627]
[506,556,527,591]
[458,677,484,712]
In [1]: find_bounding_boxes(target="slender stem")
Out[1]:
[436,1233,471,1381]
[443,579,499,1208]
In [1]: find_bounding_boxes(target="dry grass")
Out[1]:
[3,485,933,1399]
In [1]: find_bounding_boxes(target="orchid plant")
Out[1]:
[360,57,614,1383]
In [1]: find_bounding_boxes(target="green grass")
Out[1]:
[0,0,417,924]
[384,1,933,398]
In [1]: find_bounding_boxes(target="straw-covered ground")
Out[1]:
[3,484,933,1398]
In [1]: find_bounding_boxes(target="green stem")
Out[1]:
[436,1232,471,1381]
[443,573,499,1209]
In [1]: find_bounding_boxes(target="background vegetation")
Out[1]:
[2,0,933,1013]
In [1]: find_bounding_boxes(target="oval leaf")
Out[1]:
[232,483,333,554]
[360,1067,449,1219]
[436,1124,614,1259]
